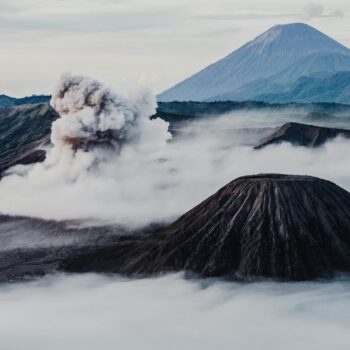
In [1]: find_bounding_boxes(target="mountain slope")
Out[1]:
[211,53,350,101]
[0,103,57,155]
[158,23,350,102]
[255,122,350,149]
[0,103,58,175]
[268,52,350,86]
[255,71,350,103]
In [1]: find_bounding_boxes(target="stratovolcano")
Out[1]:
[158,23,350,103]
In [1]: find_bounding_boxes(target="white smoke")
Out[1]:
[46,74,171,179]
[50,74,160,148]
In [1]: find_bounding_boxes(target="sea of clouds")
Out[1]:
[0,273,350,350]
[0,75,349,227]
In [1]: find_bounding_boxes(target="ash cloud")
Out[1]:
[50,73,169,153]
[41,73,171,185]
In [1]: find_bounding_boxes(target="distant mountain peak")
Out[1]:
[254,23,310,39]
[252,22,348,49]
[158,23,350,102]
[268,22,316,32]
[253,23,311,43]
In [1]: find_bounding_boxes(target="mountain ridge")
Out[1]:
[255,122,350,149]
[0,94,50,108]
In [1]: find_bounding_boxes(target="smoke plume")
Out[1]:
[50,73,170,156]
[0,273,350,350]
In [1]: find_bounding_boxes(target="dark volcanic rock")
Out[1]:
[0,103,58,176]
[255,122,350,149]
[0,103,57,155]
[99,174,350,281]
[0,215,155,282]
[0,136,49,175]
[54,175,350,281]
[1,174,350,282]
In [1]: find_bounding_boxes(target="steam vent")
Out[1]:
[110,174,350,281]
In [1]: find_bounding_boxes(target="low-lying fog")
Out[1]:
[0,273,350,350]
[0,105,349,227]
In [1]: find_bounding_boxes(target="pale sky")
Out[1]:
[1,0,350,96]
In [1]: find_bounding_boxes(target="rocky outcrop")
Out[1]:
[255,122,350,149]
[0,136,49,175]
[1,174,350,282]
[0,104,58,176]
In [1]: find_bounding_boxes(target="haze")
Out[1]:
[1,0,350,96]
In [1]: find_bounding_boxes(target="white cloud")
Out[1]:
[302,2,344,19]
[330,9,345,17]
[0,273,349,349]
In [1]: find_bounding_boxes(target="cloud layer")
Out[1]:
[0,84,349,228]
[0,273,349,349]
[303,2,344,19]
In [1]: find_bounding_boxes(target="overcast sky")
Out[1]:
[1,0,350,96]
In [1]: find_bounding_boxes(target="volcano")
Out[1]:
[1,174,350,282]
[62,174,350,281]
[254,122,350,149]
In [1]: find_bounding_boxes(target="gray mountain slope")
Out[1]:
[158,23,350,102]
[211,53,350,101]
[255,72,350,104]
